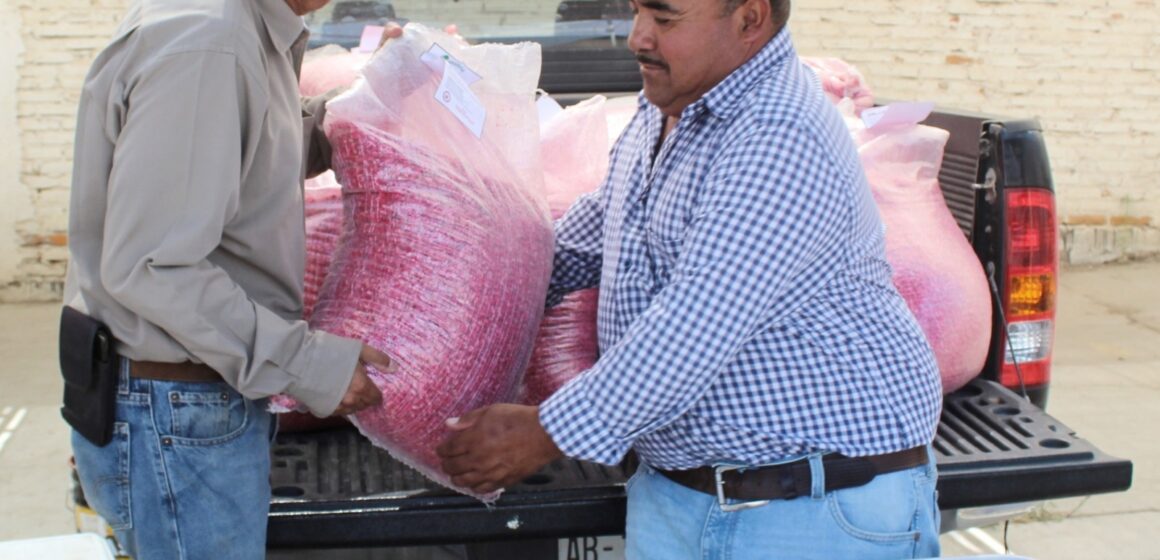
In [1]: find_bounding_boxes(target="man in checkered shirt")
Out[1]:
[439,0,944,557]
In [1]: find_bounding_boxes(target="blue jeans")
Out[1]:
[625,451,940,560]
[72,359,274,559]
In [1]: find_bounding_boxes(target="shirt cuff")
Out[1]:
[539,377,631,465]
[288,330,362,416]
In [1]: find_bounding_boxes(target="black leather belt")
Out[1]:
[657,446,928,505]
[129,360,222,383]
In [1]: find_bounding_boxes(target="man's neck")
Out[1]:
[652,114,679,168]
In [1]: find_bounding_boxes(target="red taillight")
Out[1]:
[1000,188,1057,389]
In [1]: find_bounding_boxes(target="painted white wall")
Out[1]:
[0,0,31,287]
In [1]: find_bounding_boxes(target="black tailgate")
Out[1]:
[266,379,1132,548]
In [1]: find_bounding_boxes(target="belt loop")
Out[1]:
[808,454,825,500]
[118,357,131,396]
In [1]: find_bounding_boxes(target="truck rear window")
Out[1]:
[305,0,644,93]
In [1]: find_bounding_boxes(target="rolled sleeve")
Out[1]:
[539,375,630,464]
[286,326,362,415]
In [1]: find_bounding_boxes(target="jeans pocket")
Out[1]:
[826,470,920,545]
[168,384,250,445]
[72,422,132,531]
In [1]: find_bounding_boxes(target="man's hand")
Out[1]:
[376,22,404,51]
[437,404,564,495]
[332,344,394,416]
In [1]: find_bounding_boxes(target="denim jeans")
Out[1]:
[72,359,274,559]
[625,450,940,560]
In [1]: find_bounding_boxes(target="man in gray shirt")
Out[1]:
[64,1,389,557]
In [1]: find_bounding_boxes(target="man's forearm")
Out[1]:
[302,87,344,178]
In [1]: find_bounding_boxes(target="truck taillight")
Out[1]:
[1000,188,1057,389]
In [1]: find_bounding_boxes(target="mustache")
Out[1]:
[635,54,669,70]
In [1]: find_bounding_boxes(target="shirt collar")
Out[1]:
[257,0,308,54]
[682,27,796,121]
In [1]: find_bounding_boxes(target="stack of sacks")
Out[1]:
[540,96,610,218]
[604,94,639,145]
[298,45,373,321]
[299,45,370,97]
[274,173,350,434]
[303,24,552,500]
[302,173,343,321]
[801,57,875,115]
[851,116,991,393]
[275,47,367,433]
[804,56,991,393]
[520,96,610,405]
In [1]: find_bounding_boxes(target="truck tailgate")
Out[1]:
[266,379,1131,549]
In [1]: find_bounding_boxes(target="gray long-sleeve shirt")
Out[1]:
[63,0,360,416]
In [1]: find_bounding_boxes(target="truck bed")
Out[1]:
[265,379,1131,549]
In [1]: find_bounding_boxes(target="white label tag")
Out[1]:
[421,43,482,85]
[861,101,935,130]
[435,65,486,138]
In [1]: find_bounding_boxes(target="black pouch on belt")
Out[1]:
[59,306,120,446]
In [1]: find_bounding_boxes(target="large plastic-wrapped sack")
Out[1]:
[311,24,552,500]
[801,57,874,116]
[520,96,609,405]
[851,112,992,393]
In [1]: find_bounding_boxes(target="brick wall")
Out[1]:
[1,1,27,299]
[791,0,1160,265]
[1,0,1156,301]
[1,1,125,302]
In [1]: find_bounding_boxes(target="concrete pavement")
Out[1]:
[1,262,1157,558]
[0,303,75,540]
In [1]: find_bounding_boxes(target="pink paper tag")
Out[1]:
[862,101,935,131]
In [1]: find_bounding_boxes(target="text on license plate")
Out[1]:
[558,536,626,560]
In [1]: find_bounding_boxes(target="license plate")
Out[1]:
[558,536,626,560]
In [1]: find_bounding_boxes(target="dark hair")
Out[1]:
[722,0,790,29]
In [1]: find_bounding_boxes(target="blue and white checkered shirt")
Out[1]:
[538,29,943,470]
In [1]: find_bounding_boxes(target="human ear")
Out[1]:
[737,0,770,36]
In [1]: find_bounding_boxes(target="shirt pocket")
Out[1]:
[644,225,685,272]
[644,180,696,267]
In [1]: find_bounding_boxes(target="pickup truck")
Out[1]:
[260,3,1135,558]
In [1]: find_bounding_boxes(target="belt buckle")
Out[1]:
[714,465,770,513]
